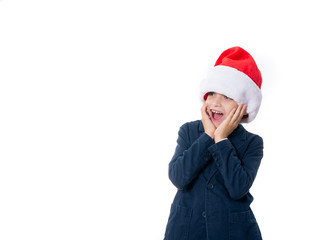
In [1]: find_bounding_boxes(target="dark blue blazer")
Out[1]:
[164,120,263,240]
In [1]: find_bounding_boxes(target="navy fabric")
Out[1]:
[164,120,263,240]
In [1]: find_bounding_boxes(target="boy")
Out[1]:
[164,47,264,240]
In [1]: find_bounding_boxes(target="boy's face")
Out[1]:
[205,92,239,128]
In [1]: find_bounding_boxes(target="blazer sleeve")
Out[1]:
[168,123,214,190]
[208,135,263,200]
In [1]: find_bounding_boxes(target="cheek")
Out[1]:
[225,102,238,114]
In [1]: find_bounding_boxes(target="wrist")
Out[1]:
[213,134,227,143]
[205,131,215,139]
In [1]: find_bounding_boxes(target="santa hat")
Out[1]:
[200,46,262,123]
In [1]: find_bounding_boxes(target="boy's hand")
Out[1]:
[201,102,216,139]
[213,104,247,143]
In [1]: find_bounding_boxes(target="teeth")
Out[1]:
[211,110,223,115]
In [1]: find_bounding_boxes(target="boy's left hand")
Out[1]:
[213,104,247,143]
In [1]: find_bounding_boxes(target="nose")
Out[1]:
[207,93,224,107]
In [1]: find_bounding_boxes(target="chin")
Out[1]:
[212,121,220,128]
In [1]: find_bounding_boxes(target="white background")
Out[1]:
[1,0,320,239]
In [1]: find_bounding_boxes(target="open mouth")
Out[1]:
[209,110,224,122]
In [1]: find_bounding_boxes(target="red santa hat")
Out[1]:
[200,46,262,123]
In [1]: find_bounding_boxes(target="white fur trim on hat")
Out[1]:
[200,65,262,123]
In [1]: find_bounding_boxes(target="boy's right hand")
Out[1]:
[201,102,216,139]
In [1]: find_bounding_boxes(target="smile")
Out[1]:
[210,110,224,122]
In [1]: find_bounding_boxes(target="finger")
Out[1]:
[206,108,212,119]
[201,102,206,115]
[234,104,247,123]
[231,104,242,122]
[205,104,212,117]
[226,107,237,122]
[239,104,247,119]
[201,102,211,119]
[201,102,207,112]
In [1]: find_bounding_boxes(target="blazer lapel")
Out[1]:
[228,124,247,150]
